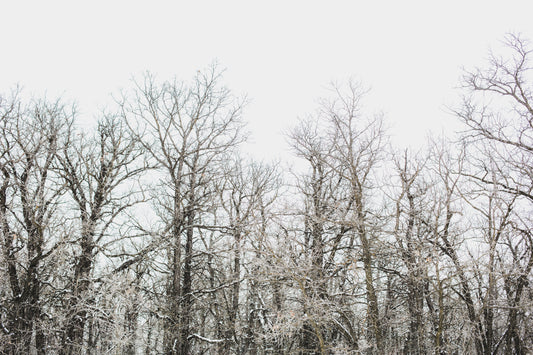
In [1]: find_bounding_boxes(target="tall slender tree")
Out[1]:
[122,65,246,354]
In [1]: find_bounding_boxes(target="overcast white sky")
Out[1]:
[1,1,532,158]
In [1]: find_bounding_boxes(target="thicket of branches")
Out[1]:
[1,34,532,354]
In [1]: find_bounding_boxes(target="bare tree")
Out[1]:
[389,149,432,354]
[55,111,146,354]
[122,65,246,355]
[455,33,533,354]
[283,80,386,354]
[325,80,386,352]
[217,156,280,354]
[288,117,359,354]
[0,91,73,354]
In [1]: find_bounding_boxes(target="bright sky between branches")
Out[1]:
[1,0,532,158]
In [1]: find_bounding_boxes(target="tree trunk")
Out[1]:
[179,209,195,355]
[356,197,382,352]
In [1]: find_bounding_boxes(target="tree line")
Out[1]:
[1,34,532,354]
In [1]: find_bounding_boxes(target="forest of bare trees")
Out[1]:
[1,34,532,354]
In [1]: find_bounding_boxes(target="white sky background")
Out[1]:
[1,1,533,159]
